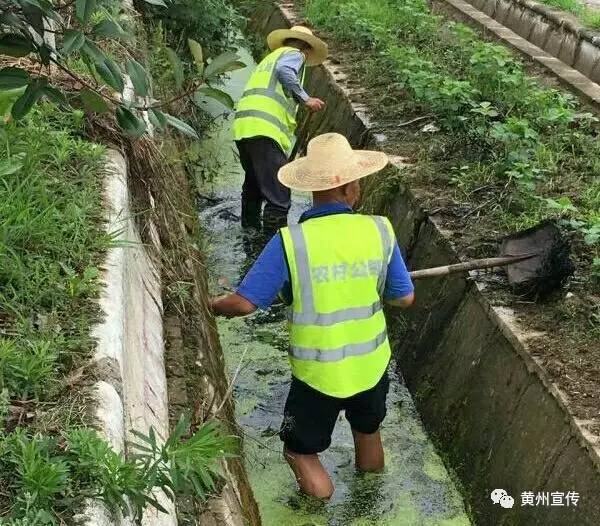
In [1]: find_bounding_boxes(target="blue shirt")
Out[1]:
[274,50,309,103]
[237,204,414,310]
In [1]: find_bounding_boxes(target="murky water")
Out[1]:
[195,46,471,526]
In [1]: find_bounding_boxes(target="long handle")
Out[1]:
[409,254,535,280]
[289,111,312,159]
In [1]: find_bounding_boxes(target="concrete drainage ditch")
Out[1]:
[194,42,470,526]
[89,2,600,524]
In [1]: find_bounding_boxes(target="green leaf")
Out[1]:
[83,266,99,280]
[11,79,46,119]
[0,153,26,176]
[130,429,157,447]
[116,106,147,137]
[187,38,204,76]
[76,0,97,24]
[0,88,25,119]
[80,39,105,63]
[194,86,234,110]
[0,11,25,28]
[164,113,199,138]
[165,414,189,449]
[96,58,124,93]
[21,2,45,36]
[204,51,246,79]
[80,88,110,113]
[126,59,150,97]
[148,108,167,129]
[22,0,61,22]
[62,30,85,55]
[93,19,128,39]
[38,44,52,65]
[0,34,35,57]
[0,68,29,90]
[142,0,167,5]
[145,497,169,515]
[166,47,184,89]
[42,86,67,106]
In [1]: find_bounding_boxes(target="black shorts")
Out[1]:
[279,371,389,455]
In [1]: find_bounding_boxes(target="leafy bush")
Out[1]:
[0,416,234,524]
[140,0,243,56]
[0,0,244,137]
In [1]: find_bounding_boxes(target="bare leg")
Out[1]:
[283,446,334,499]
[352,429,385,472]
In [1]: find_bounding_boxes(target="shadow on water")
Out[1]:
[194,44,471,526]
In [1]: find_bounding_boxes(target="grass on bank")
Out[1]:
[537,0,600,30]
[0,0,246,521]
[0,99,235,525]
[301,0,599,289]
[0,104,109,405]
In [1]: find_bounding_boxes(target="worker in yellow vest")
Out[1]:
[233,26,327,235]
[211,133,415,499]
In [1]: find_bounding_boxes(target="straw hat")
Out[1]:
[267,25,328,67]
[278,133,388,192]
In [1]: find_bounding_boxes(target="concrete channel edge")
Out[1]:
[74,149,176,526]
[75,150,247,526]
[442,0,600,106]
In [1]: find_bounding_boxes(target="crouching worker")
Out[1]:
[210,133,415,499]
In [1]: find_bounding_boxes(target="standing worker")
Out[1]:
[233,25,328,235]
[211,133,415,499]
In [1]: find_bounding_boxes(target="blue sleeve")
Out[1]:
[274,50,310,103]
[236,233,289,310]
[384,242,414,300]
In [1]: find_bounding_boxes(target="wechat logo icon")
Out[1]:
[491,489,514,509]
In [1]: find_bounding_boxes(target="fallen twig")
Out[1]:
[461,198,494,219]
[397,115,433,127]
[214,345,249,416]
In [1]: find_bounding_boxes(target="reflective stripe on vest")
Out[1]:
[290,328,388,362]
[233,47,305,153]
[280,214,395,398]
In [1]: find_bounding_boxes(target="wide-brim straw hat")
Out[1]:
[278,133,388,192]
[267,25,328,67]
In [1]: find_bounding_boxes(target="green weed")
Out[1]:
[0,416,233,524]
[0,104,110,403]
[304,0,600,285]
[537,0,600,29]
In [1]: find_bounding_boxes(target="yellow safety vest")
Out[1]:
[280,213,395,398]
[233,47,305,154]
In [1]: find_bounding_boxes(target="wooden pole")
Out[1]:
[409,254,535,280]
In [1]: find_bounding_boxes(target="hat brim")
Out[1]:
[267,28,328,67]
[278,151,389,192]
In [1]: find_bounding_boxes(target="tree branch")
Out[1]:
[49,56,122,107]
